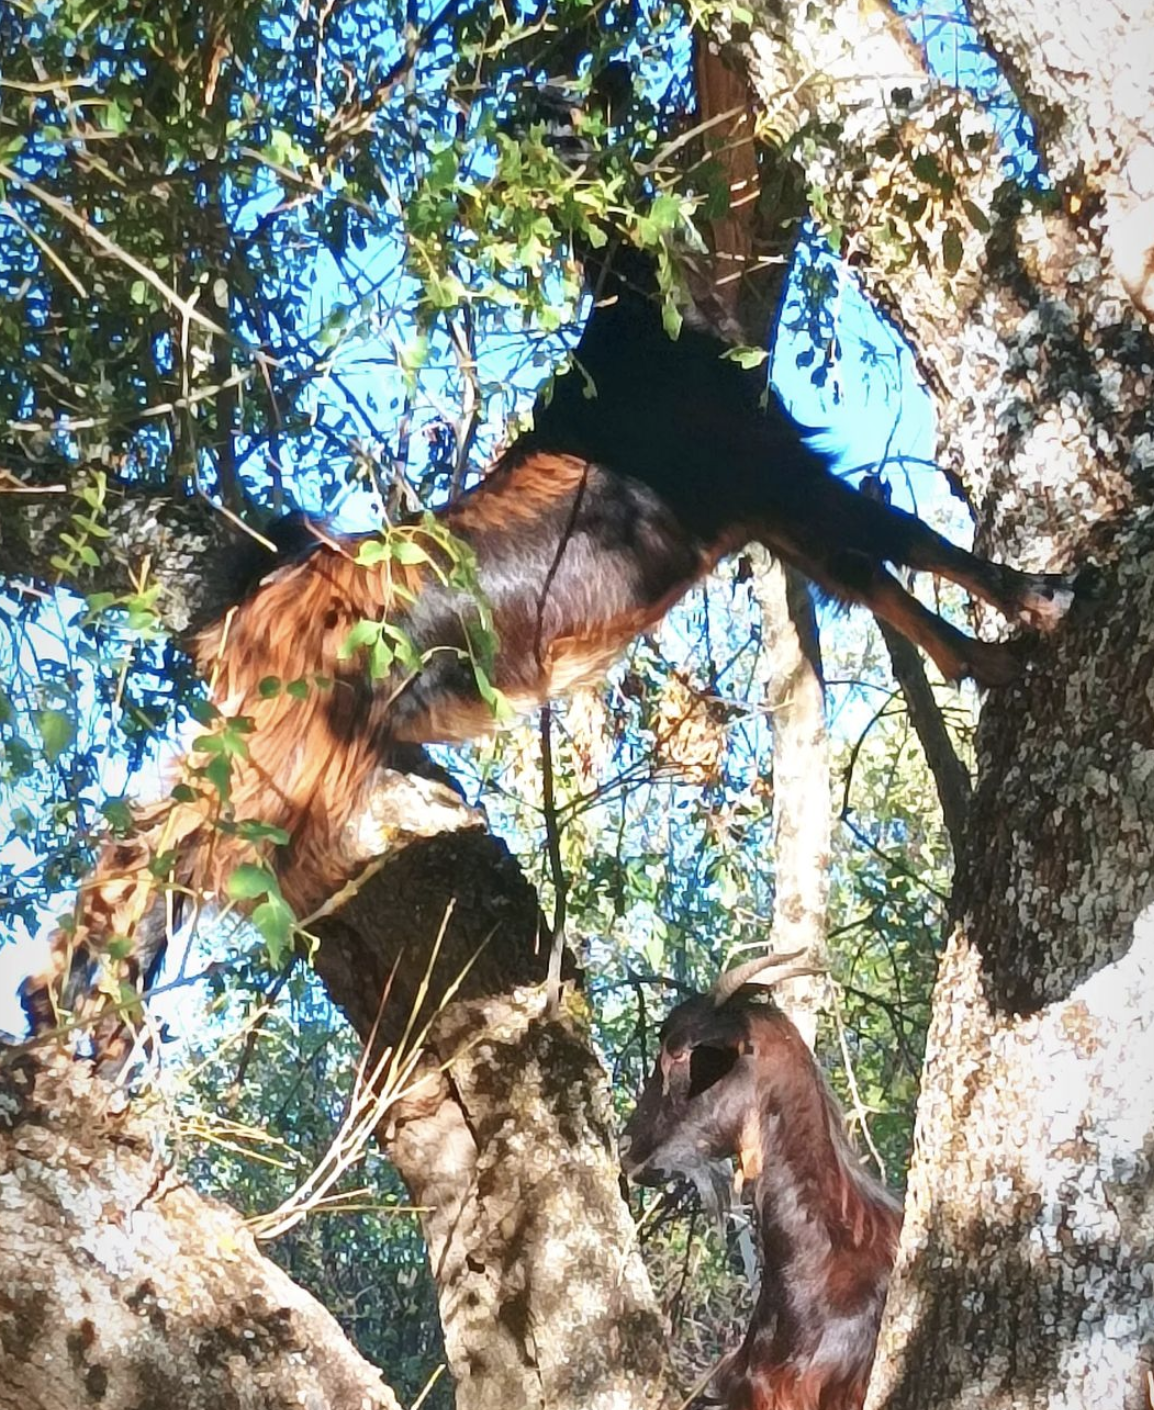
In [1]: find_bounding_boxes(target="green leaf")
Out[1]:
[389,537,432,566]
[202,752,232,801]
[661,298,683,341]
[234,819,291,845]
[4,737,34,778]
[356,540,390,567]
[252,895,295,967]
[369,637,395,678]
[100,799,134,834]
[35,708,75,763]
[427,146,459,192]
[339,619,380,660]
[473,665,514,723]
[647,192,683,233]
[382,623,422,672]
[723,346,769,370]
[226,863,276,900]
[84,591,118,616]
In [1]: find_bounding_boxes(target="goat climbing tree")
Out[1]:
[2,1,1153,1408]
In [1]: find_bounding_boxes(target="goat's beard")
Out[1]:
[688,1159,735,1231]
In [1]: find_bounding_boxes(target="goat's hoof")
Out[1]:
[1011,573,1077,633]
[962,637,1025,689]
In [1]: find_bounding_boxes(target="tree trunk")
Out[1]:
[313,830,678,1410]
[0,1055,402,1410]
[867,513,1154,1409]
[965,0,1154,325]
[751,552,831,1045]
[385,991,672,1410]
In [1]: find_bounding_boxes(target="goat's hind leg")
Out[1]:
[852,564,1025,686]
[816,473,1076,633]
[900,525,1075,635]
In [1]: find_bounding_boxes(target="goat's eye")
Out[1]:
[687,1043,739,1097]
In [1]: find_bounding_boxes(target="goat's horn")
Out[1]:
[709,951,823,1007]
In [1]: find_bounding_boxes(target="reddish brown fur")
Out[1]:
[622,987,901,1410]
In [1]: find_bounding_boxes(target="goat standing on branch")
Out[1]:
[22,242,1075,1047]
[621,955,901,1410]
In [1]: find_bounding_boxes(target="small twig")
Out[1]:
[539,703,568,1014]
[0,161,235,346]
[530,469,590,1015]
[0,199,88,296]
[227,955,300,1097]
[829,982,888,1183]
[410,1365,447,1410]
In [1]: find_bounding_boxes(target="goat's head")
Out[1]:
[620,952,820,1213]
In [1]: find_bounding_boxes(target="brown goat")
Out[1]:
[22,241,1074,1048]
[621,955,901,1410]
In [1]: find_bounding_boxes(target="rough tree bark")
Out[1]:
[0,1054,403,1410]
[313,832,676,1410]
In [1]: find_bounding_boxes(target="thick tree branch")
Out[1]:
[0,1054,403,1410]
[312,828,678,1410]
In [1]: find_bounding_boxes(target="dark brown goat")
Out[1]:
[621,955,901,1410]
[22,243,1073,1046]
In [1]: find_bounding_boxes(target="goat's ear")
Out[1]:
[687,1042,740,1098]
